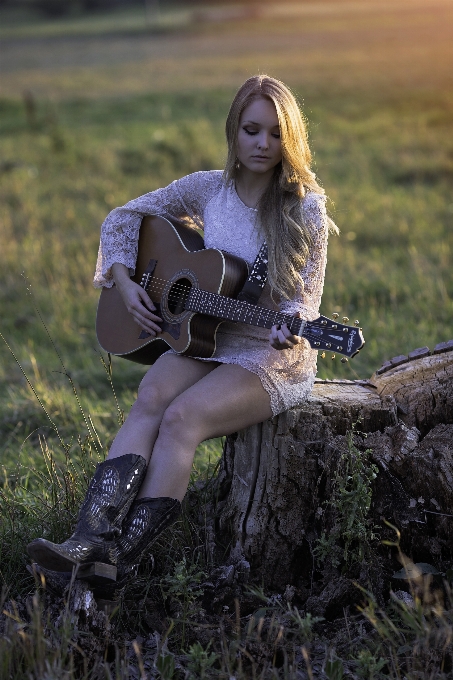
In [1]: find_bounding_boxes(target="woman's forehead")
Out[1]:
[240,98,279,125]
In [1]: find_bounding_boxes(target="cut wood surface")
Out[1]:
[214,345,453,600]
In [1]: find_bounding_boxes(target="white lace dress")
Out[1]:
[94,170,329,416]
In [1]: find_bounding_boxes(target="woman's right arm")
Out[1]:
[94,171,222,289]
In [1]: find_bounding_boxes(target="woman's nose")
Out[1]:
[257,132,269,149]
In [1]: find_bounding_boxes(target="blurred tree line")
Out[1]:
[0,0,264,19]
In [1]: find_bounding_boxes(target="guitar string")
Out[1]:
[139,282,350,337]
[129,275,352,337]
[146,286,307,333]
[136,279,353,349]
[134,274,355,328]
[136,277,294,327]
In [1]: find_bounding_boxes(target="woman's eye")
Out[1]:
[243,127,258,135]
[272,133,281,139]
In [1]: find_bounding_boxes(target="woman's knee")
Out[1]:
[133,380,169,418]
[158,399,203,444]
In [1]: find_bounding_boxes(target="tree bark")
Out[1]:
[214,346,453,596]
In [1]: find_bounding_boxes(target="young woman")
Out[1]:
[27,75,336,592]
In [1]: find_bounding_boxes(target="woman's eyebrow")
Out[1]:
[242,119,280,127]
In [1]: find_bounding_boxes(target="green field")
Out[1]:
[1,2,453,466]
[0,1,453,674]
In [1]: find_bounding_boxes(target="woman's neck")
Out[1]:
[234,167,274,209]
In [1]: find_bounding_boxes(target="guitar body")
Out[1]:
[96,216,249,365]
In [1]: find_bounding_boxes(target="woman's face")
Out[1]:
[236,97,282,176]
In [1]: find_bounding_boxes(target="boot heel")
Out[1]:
[77,562,117,583]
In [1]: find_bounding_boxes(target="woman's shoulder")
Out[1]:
[175,169,224,192]
[301,191,327,227]
[301,190,327,209]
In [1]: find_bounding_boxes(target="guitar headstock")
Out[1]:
[303,314,365,358]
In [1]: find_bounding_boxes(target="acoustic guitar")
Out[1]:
[96,216,365,364]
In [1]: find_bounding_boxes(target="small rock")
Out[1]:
[210,564,235,587]
[284,584,296,603]
[305,577,358,619]
[234,559,250,585]
[392,590,415,607]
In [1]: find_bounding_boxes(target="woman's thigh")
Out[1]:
[159,363,273,444]
[107,354,220,462]
[136,353,220,411]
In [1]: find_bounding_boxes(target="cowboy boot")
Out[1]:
[115,496,181,570]
[27,453,147,580]
[28,497,181,606]
[91,496,182,601]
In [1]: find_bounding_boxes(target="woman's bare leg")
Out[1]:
[138,363,273,501]
[107,354,219,463]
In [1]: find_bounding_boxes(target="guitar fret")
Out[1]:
[185,290,306,346]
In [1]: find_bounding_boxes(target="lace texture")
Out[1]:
[94,171,329,416]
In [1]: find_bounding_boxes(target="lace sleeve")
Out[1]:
[94,170,223,288]
[279,193,329,320]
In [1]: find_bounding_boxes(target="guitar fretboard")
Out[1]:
[185,289,306,335]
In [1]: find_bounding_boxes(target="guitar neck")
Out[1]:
[185,289,304,335]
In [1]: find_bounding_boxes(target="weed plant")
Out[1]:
[314,433,379,569]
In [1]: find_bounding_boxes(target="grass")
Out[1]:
[0,0,453,676]
[0,1,196,39]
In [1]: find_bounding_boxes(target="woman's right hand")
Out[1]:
[112,263,162,336]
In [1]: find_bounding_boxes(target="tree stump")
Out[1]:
[214,342,453,599]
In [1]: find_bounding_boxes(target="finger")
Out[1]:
[275,334,287,347]
[135,321,161,336]
[130,301,162,323]
[132,311,162,334]
[269,327,283,348]
[279,328,301,349]
[269,324,279,342]
[281,323,301,345]
[138,289,157,312]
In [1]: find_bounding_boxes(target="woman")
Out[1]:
[27,75,336,591]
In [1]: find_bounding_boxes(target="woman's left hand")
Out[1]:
[269,313,302,350]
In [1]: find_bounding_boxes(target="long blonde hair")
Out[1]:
[224,75,336,301]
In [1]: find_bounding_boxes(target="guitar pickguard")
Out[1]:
[139,303,181,341]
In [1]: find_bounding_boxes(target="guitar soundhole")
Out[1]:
[167,277,192,316]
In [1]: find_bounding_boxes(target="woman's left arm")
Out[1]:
[269,193,329,350]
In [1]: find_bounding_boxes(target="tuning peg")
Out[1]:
[332,312,339,320]
[331,354,336,360]
[320,352,326,358]
[342,316,349,323]
[341,357,348,363]
[354,320,360,326]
